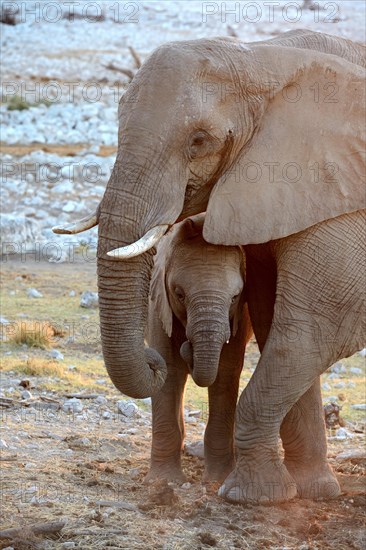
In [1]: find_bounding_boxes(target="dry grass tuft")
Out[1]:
[5,321,63,349]
[14,357,65,378]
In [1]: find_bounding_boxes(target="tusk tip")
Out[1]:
[52,226,72,234]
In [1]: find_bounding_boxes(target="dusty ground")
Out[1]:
[1,258,365,550]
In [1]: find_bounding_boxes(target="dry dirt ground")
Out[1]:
[1,258,365,550]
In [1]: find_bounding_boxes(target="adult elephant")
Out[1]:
[53,30,365,504]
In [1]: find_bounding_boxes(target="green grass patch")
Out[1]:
[5,95,53,111]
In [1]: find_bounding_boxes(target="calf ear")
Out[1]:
[181,213,205,240]
[150,235,173,337]
[232,248,246,337]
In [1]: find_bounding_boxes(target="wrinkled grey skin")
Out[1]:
[145,214,252,482]
[94,30,365,504]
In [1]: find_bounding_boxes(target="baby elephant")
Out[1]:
[146,214,252,482]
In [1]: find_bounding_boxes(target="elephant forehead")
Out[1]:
[176,241,240,265]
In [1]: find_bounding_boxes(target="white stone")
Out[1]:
[335,428,354,440]
[0,439,8,449]
[27,288,43,298]
[62,398,83,413]
[117,400,139,418]
[48,349,64,361]
[351,404,366,410]
[95,395,108,405]
[349,367,363,375]
[62,200,77,213]
[21,390,32,399]
[80,290,99,308]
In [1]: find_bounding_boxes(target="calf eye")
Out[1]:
[231,294,239,304]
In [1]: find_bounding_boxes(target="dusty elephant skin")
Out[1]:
[53,29,365,505]
[145,214,252,483]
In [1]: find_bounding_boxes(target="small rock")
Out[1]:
[69,290,76,297]
[27,288,43,298]
[185,441,204,459]
[336,427,354,440]
[48,349,64,361]
[327,372,338,380]
[96,379,106,385]
[0,439,8,449]
[322,383,331,391]
[62,398,83,413]
[129,468,140,479]
[0,316,9,324]
[62,201,78,213]
[21,390,32,399]
[349,367,362,375]
[330,362,346,374]
[359,348,366,357]
[181,482,191,489]
[72,437,90,447]
[140,397,152,407]
[94,395,108,405]
[334,382,346,389]
[351,404,366,410]
[62,543,76,549]
[102,411,111,419]
[126,428,138,434]
[117,400,139,418]
[80,290,99,308]
[67,364,77,370]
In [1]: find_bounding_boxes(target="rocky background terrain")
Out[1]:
[1,1,365,549]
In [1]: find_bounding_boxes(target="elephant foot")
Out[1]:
[144,463,187,484]
[218,454,297,504]
[284,460,341,500]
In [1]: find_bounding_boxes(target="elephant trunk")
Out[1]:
[182,299,231,387]
[97,217,167,399]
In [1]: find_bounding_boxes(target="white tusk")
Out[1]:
[52,213,98,235]
[107,224,169,259]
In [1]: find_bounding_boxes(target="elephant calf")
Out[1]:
[146,214,252,482]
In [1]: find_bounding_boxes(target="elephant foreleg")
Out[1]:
[145,315,188,482]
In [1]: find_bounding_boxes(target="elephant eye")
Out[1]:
[189,131,211,159]
[174,286,185,302]
[231,294,239,304]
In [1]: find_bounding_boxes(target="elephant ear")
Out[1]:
[150,231,175,337]
[204,46,365,245]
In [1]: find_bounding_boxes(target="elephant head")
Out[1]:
[150,214,245,387]
[53,30,365,398]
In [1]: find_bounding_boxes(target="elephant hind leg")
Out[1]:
[281,378,340,500]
